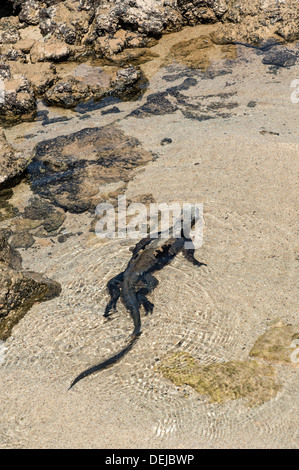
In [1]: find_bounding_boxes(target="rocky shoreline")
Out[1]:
[0,0,298,183]
[0,1,298,125]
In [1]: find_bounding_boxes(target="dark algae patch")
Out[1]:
[101,106,121,115]
[130,92,178,117]
[261,47,298,68]
[131,83,238,121]
[158,351,281,406]
[22,197,66,233]
[9,231,35,249]
[2,195,67,249]
[0,188,18,222]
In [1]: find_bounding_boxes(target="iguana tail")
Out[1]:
[68,333,139,390]
[69,286,142,390]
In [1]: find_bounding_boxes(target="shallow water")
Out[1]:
[0,25,298,448]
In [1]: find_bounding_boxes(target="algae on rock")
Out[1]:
[158,351,281,406]
[249,322,299,365]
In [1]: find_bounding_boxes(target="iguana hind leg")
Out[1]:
[103,272,124,317]
[137,273,158,315]
[138,294,154,315]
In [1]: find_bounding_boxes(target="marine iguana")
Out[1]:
[69,207,206,389]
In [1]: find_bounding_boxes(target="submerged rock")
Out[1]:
[44,76,107,108]
[158,351,281,406]
[262,47,298,68]
[44,76,96,108]
[249,322,299,365]
[130,91,178,117]
[5,196,67,248]
[111,65,144,100]
[0,236,61,340]
[28,124,154,212]
[0,234,22,269]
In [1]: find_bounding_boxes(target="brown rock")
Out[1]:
[0,64,11,79]
[44,64,143,108]
[158,351,281,406]
[18,0,41,26]
[0,45,27,63]
[30,38,70,63]
[6,0,299,51]
[0,188,18,223]
[0,234,22,270]
[0,131,29,189]
[9,60,57,95]
[0,73,36,123]
[0,19,20,45]
[94,35,126,58]
[44,76,106,108]
[0,263,61,340]
[177,1,218,25]
[9,231,35,249]
[15,38,36,53]
[111,65,143,99]
[39,1,94,45]
[276,23,299,42]
[0,236,61,339]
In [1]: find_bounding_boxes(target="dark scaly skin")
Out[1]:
[69,213,206,389]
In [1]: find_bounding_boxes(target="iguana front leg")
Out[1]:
[129,235,152,256]
[182,242,207,268]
